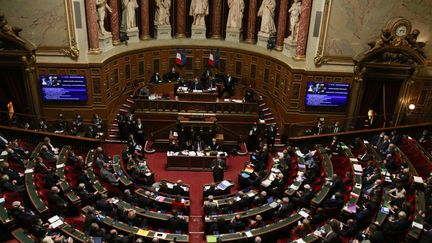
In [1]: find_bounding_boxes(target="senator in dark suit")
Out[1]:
[211,155,226,182]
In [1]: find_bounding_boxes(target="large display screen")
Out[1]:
[40,75,88,101]
[305,82,350,109]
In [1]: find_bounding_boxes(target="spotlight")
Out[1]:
[408,104,416,110]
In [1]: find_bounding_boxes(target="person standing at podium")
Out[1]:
[195,135,204,152]
[190,78,203,91]
[211,154,226,182]
[164,66,180,82]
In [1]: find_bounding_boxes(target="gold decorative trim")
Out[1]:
[36,0,79,59]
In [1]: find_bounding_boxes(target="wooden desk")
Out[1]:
[204,199,281,224]
[25,143,49,214]
[135,188,191,207]
[341,143,362,215]
[311,146,333,207]
[207,210,308,242]
[178,91,218,101]
[57,146,80,204]
[113,155,133,187]
[12,228,34,243]
[167,154,217,171]
[82,206,189,242]
[58,223,88,242]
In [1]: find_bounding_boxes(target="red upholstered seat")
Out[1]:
[3,192,23,210]
[237,142,248,156]
[144,140,156,154]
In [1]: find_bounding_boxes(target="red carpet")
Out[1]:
[105,144,248,243]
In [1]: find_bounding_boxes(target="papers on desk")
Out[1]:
[48,215,63,229]
[166,183,174,189]
[154,232,167,239]
[412,221,424,230]
[206,235,218,243]
[137,229,149,237]
[413,176,424,184]
[188,151,196,156]
[244,231,253,237]
[232,99,243,103]
[197,151,205,156]
[294,238,306,243]
[380,206,390,215]
[299,210,309,218]
[156,196,166,202]
[350,158,358,163]
[217,180,233,190]
[261,179,272,188]
[224,99,230,102]
[247,191,256,198]
[48,215,60,224]
[241,172,250,178]
[1,150,7,156]
[56,163,65,169]
[353,164,363,172]
[271,168,281,173]
[244,167,254,174]
[289,184,299,190]
[350,192,359,199]
[269,201,279,208]
[346,203,356,213]
[192,89,203,93]
[0,197,4,204]
[24,168,33,174]
[112,199,119,204]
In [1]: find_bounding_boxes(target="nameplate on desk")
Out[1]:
[299,210,309,218]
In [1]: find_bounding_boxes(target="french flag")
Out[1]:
[176,49,183,66]
[208,49,215,67]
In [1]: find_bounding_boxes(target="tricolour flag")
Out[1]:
[176,49,182,66]
[214,48,220,68]
[181,49,187,66]
[208,49,215,67]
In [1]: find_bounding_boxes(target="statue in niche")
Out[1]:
[155,0,171,26]
[257,0,276,35]
[288,0,301,41]
[96,0,113,36]
[189,0,209,27]
[121,0,139,32]
[226,0,245,29]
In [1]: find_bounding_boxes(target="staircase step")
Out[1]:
[119,108,128,112]
[259,103,266,107]
[123,103,132,108]
[265,117,275,121]
[261,107,269,112]
[126,98,135,104]
[110,128,119,132]
[264,112,272,117]
[112,123,118,127]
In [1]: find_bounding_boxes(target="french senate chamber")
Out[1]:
[1,0,432,243]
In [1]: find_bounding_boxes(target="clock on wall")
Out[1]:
[387,17,412,37]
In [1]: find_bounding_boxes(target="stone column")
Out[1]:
[140,0,151,39]
[109,0,121,45]
[85,0,100,53]
[176,0,186,38]
[275,0,289,51]
[211,0,222,39]
[245,0,258,43]
[295,0,313,59]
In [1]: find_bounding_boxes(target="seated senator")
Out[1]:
[164,67,180,82]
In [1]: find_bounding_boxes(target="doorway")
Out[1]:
[359,78,403,128]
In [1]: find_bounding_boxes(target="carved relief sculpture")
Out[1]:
[96,0,113,35]
[121,0,139,31]
[189,0,209,27]
[226,0,245,29]
[155,0,171,26]
[288,0,301,41]
[257,0,276,35]
[0,14,36,52]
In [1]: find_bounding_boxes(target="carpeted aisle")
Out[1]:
[105,144,248,243]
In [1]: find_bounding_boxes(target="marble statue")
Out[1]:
[288,0,301,41]
[155,0,171,26]
[226,0,245,29]
[96,0,112,35]
[121,0,139,31]
[257,0,276,35]
[189,0,209,27]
